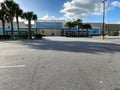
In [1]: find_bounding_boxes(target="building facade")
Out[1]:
[0,21,120,36]
[89,23,120,35]
[36,20,64,36]
[0,22,36,35]
[62,23,102,36]
[106,24,120,35]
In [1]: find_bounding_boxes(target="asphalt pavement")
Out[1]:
[0,36,120,90]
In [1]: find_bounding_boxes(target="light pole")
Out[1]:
[101,0,107,40]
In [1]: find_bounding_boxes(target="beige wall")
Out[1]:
[37,29,61,36]
[89,23,120,34]
[87,23,119,34]
[87,23,103,31]
[106,24,120,34]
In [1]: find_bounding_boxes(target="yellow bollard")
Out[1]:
[101,36,105,40]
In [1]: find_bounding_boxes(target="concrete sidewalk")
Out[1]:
[92,36,120,44]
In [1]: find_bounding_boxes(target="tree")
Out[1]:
[32,14,37,34]
[0,9,6,35]
[64,22,74,36]
[64,22,74,28]
[73,19,82,25]
[83,24,92,36]
[1,0,18,39]
[22,12,37,39]
[73,19,83,36]
[14,3,23,34]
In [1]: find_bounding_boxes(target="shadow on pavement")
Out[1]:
[2,38,120,54]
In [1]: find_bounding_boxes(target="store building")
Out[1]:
[36,20,64,36]
[0,21,120,36]
[106,24,120,35]
[62,23,102,36]
[0,22,36,35]
[89,23,120,35]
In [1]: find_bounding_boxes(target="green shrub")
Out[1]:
[14,35,29,39]
[0,34,43,40]
[91,34,100,36]
[113,32,119,36]
[33,34,43,39]
[108,33,118,36]
[0,35,11,40]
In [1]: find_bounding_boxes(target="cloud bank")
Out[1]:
[39,14,66,21]
[111,1,120,8]
[60,0,120,20]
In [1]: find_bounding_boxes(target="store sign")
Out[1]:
[36,22,63,29]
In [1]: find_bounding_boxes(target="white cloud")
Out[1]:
[39,14,57,20]
[13,17,35,25]
[13,17,24,22]
[0,0,4,8]
[60,0,108,20]
[38,14,66,21]
[111,1,120,8]
[0,0,4,2]
[23,21,35,25]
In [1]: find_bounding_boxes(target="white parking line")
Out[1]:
[0,65,26,69]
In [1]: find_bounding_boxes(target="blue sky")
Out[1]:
[15,0,65,18]
[1,0,120,23]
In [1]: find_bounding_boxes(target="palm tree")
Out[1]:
[64,22,74,36]
[0,9,6,35]
[33,16,38,34]
[22,12,37,39]
[83,24,92,36]
[1,0,18,39]
[14,3,23,34]
[73,19,83,36]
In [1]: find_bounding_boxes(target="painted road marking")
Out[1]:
[0,65,26,69]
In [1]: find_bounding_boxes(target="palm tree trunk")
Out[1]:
[35,20,37,34]
[16,16,20,35]
[10,16,14,39]
[28,19,31,39]
[2,20,5,35]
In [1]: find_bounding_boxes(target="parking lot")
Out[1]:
[0,36,120,90]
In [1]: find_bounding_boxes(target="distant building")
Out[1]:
[0,21,120,36]
[36,20,64,36]
[88,23,120,35]
[62,23,102,36]
[106,24,120,35]
[0,22,36,35]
